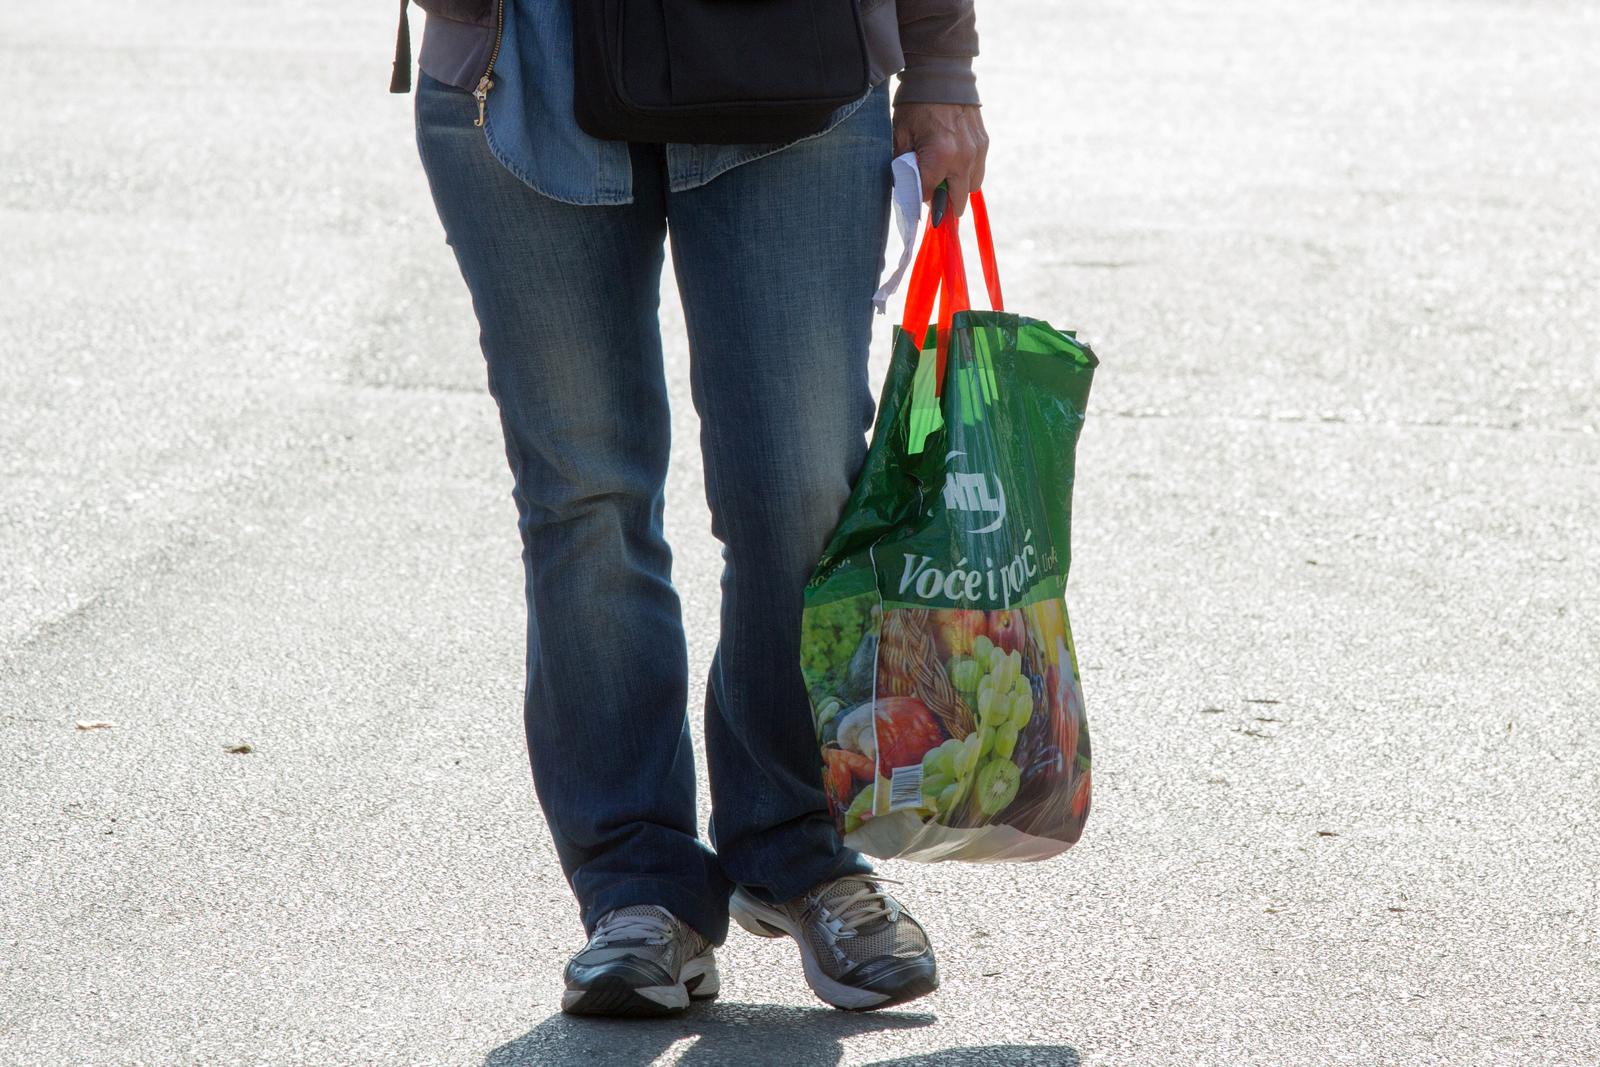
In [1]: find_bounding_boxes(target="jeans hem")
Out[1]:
[734,840,875,907]
[582,875,732,947]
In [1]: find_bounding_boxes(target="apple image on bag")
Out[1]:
[869,696,947,771]
[929,608,987,659]
[987,609,1026,655]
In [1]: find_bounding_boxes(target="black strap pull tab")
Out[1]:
[390,0,413,94]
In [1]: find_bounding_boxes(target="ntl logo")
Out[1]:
[942,450,1006,534]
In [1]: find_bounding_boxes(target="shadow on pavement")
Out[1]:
[484,1002,1076,1066]
[859,1048,1079,1066]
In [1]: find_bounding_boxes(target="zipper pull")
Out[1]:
[473,75,493,127]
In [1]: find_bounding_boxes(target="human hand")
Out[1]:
[892,103,989,220]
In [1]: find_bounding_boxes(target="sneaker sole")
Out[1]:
[560,951,719,1017]
[728,892,936,1012]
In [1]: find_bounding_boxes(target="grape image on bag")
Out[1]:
[800,248,1097,861]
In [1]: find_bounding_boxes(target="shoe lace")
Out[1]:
[591,906,676,947]
[813,877,902,936]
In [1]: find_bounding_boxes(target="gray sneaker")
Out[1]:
[729,876,938,1011]
[561,905,720,1017]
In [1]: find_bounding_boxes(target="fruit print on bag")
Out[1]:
[807,595,1091,859]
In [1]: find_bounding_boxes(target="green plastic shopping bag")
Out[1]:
[801,192,1097,862]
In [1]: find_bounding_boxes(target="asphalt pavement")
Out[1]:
[2,1,1597,1064]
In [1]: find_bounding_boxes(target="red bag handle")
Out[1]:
[899,189,1003,397]
[969,190,1004,311]
[900,216,945,362]
[934,214,969,384]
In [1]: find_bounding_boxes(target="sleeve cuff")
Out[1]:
[893,55,981,107]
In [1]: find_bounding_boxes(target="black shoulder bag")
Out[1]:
[573,0,871,145]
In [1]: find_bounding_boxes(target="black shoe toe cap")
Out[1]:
[565,956,675,991]
[838,954,940,1007]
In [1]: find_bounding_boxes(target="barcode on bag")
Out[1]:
[888,764,924,811]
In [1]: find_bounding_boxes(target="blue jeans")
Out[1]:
[414,73,889,945]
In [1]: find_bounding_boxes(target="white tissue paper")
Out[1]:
[872,152,924,314]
